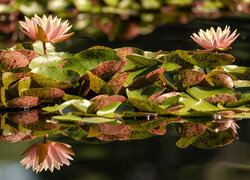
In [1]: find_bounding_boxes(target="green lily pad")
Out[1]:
[28,72,73,89]
[176,50,235,68]
[187,86,235,100]
[29,52,72,69]
[124,54,161,67]
[97,102,135,117]
[2,72,19,89]
[53,114,116,123]
[63,47,121,76]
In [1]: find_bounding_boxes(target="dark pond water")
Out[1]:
[1,15,250,180]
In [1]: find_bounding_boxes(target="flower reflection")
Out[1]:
[19,14,74,43]
[191,26,239,51]
[20,140,74,173]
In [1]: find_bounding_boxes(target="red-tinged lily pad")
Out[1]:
[7,109,39,124]
[115,47,144,61]
[206,71,234,88]
[0,50,29,69]
[90,61,126,79]
[89,95,126,112]
[15,49,39,62]
[205,94,237,105]
[175,69,206,88]
[0,131,30,143]
[153,92,181,104]
[7,96,41,108]
[20,88,65,100]
[108,72,130,94]
[129,67,166,89]
[191,129,235,149]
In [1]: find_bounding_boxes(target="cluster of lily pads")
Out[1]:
[0,40,249,149]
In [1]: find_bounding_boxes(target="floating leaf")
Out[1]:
[176,50,235,68]
[97,102,135,117]
[63,48,120,76]
[205,94,237,105]
[235,80,250,88]
[0,50,29,69]
[126,86,164,101]
[2,72,19,89]
[129,98,164,113]
[124,54,160,67]
[31,66,79,83]
[29,52,72,69]
[28,72,73,89]
[187,86,235,100]
[33,41,55,55]
[7,96,41,108]
[20,88,65,100]
[15,49,39,62]
[159,53,193,68]
[87,71,106,93]
[206,71,234,88]
[53,114,115,123]
[115,47,144,61]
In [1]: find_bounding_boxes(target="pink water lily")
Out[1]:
[19,14,74,43]
[191,26,239,51]
[20,141,74,173]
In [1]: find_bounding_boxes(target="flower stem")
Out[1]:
[215,49,218,54]
[43,42,47,55]
[204,68,207,74]
[43,135,48,143]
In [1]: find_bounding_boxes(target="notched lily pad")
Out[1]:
[177,122,206,138]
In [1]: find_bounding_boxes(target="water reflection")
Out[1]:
[0,109,245,172]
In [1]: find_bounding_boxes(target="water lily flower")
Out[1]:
[19,14,74,43]
[20,141,74,173]
[191,26,239,51]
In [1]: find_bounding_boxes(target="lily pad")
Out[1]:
[20,88,65,100]
[206,71,234,88]
[7,96,41,109]
[63,47,121,76]
[29,52,72,69]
